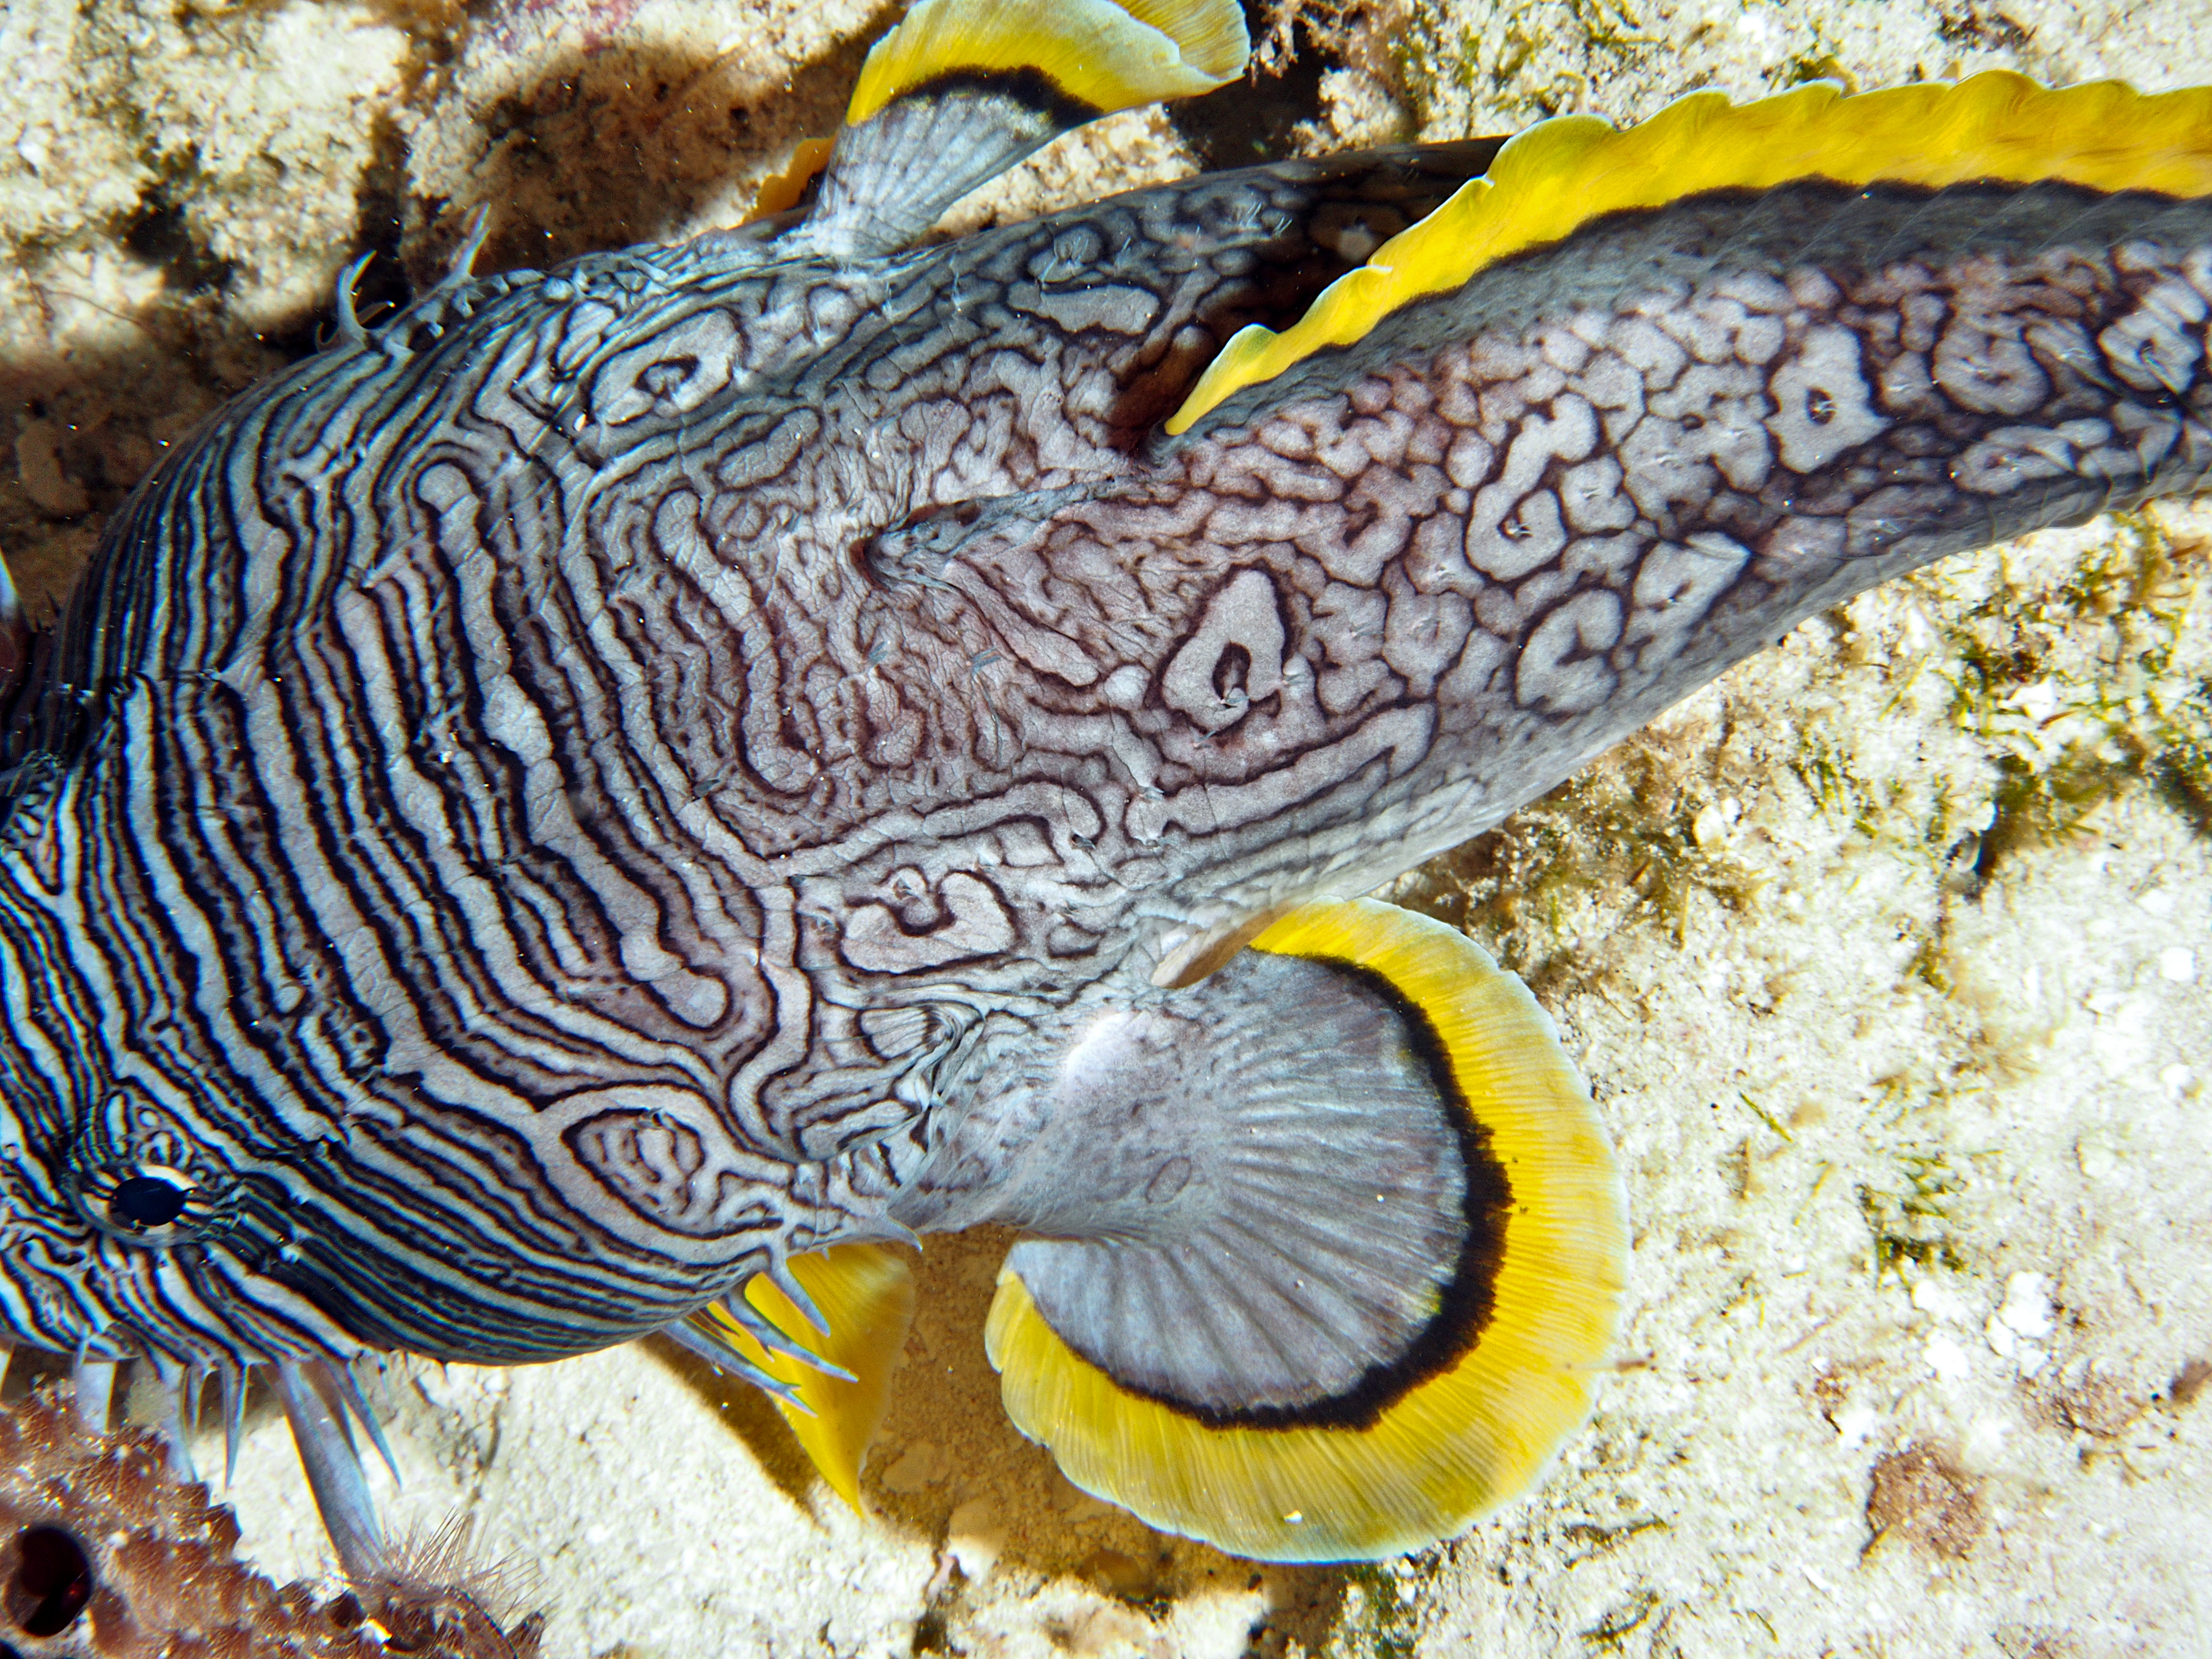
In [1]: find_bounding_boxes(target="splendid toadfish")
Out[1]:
[1,0,2209,1576]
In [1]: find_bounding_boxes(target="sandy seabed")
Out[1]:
[2,1,2209,1654]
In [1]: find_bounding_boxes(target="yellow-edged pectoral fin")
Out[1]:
[806,0,1248,255]
[703,1243,918,1511]
[986,899,1626,1561]
[846,0,1247,126]
[1167,72,2212,433]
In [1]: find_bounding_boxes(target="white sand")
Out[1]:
[4,1,2209,1653]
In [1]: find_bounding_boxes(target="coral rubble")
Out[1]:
[0,1386,541,1658]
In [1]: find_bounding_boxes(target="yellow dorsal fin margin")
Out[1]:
[1166,72,2212,436]
[846,0,1248,128]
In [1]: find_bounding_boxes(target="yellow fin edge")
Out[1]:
[745,135,837,223]
[847,0,1247,127]
[705,1243,917,1512]
[987,899,1628,1561]
[1166,72,2212,434]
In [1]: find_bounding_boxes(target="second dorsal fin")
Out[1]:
[803,0,1248,256]
[1167,72,2212,433]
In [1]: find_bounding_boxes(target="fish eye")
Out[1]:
[108,1173,192,1230]
[72,1159,224,1246]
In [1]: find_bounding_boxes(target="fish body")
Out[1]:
[1,0,2209,1565]
[0,142,1503,1367]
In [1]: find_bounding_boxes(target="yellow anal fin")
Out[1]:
[1167,72,2212,434]
[806,0,1247,256]
[986,899,1627,1562]
[703,1244,917,1512]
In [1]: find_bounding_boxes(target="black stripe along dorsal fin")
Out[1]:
[800,0,1248,257]
[1169,72,2212,434]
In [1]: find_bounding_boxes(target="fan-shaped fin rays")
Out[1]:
[986,899,1627,1561]
[800,0,1248,255]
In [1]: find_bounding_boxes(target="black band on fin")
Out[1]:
[985,899,1627,1562]
[804,0,1248,257]
[1002,950,1512,1428]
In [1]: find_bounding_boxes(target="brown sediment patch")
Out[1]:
[1864,1443,1982,1560]
[1993,1627,2080,1659]
[2165,1356,2211,1409]
[2030,1365,2144,1441]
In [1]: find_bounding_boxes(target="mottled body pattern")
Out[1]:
[1,143,2208,1377]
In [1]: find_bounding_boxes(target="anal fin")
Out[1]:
[981,900,1627,1561]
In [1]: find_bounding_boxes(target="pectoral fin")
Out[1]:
[804,0,1248,255]
[695,1243,917,1511]
[983,900,1626,1561]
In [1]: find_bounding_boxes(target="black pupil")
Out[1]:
[11,1526,93,1636]
[110,1175,189,1228]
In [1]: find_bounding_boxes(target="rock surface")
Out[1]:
[2,1,2207,1654]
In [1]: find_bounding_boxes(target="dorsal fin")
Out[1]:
[803,0,1248,256]
[1167,72,2212,433]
